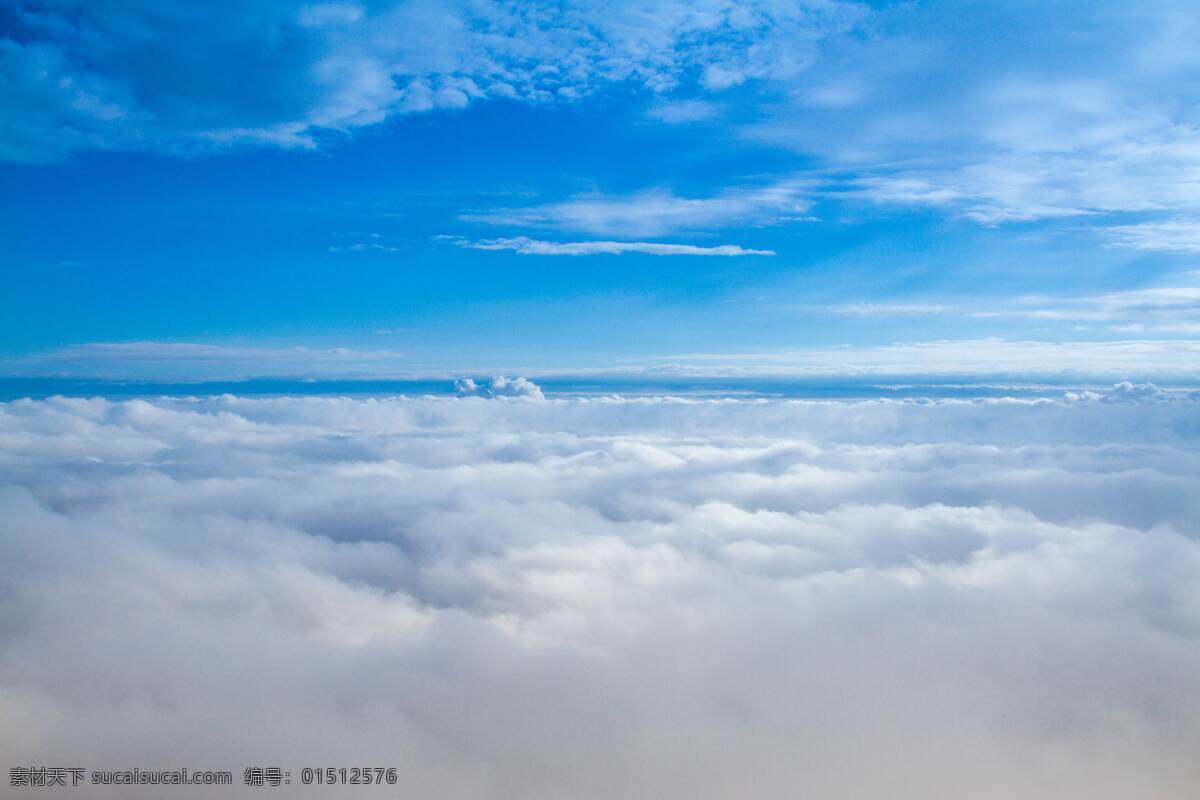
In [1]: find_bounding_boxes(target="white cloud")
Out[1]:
[657,338,1200,379]
[1,393,1198,797]
[455,375,545,400]
[298,3,365,28]
[849,163,1108,224]
[6,333,1200,382]
[811,274,1200,333]
[3,341,411,380]
[451,236,775,256]
[1008,285,1200,323]
[1109,379,1169,401]
[329,242,401,253]
[743,6,1200,227]
[844,134,1200,225]
[645,99,720,124]
[823,302,958,316]
[0,0,864,161]
[1100,220,1200,253]
[6,0,1200,255]
[463,182,814,237]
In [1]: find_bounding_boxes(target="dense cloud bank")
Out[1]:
[2,394,1199,798]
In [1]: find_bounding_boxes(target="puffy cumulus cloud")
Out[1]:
[455,375,545,400]
[1,393,1200,798]
[1062,380,1196,404]
[1108,380,1170,402]
[0,0,863,162]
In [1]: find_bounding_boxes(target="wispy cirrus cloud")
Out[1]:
[999,286,1200,325]
[1099,220,1200,253]
[328,231,401,253]
[10,335,1197,382]
[329,242,401,253]
[843,135,1200,226]
[446,235,774,257]
[645,99,720,124]
[658,338,1200,379]
[1,341,410,380]
[823,302,958,316]
[815,274,1200,333]
[463,182,814,237]
[744,7,1200,228]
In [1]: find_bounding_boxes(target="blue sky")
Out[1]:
[3,0,1200,380]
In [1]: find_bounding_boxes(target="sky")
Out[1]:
[3,0,1200,381]
[4,6,1200,796]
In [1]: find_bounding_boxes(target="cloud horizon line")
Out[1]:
[2,337,1200,384]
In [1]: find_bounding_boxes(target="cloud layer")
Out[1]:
[2,392,1199,797]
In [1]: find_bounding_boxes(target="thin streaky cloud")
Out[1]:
[1099,220,1200,253]
[329,243,401,253]
[656,338,1200,378]
[451,236,776,257]
[463,182,815,237]
[645,99,720,124]
[824,303,959,316]
[809,277,1200,330]
[7,337,1199,382]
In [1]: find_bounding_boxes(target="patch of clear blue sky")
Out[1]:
[1,1,1198,380]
